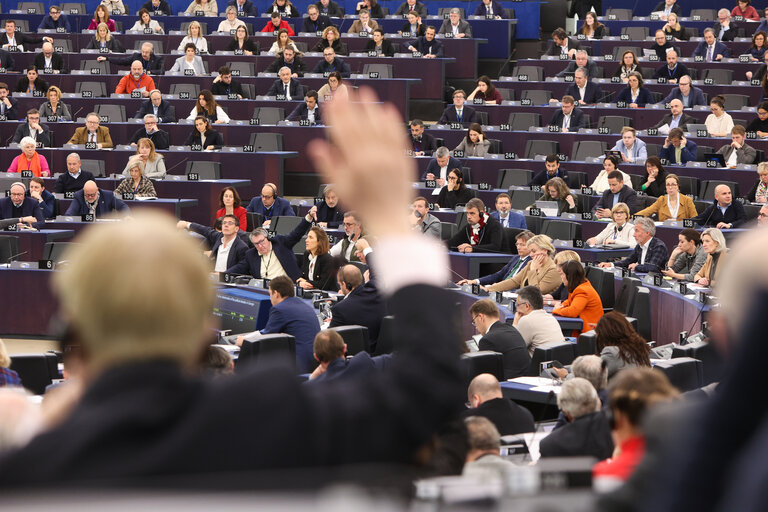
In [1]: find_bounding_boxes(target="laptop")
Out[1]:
[703,153,726,168]
[535,200,559,217]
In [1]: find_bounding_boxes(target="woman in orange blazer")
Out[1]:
[634,173,697,221]
[552,260,603,336]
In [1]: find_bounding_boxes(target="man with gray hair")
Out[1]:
[512,285,564,355]
[266,66,302,99]
[713,8,738,41]
[54,153,94,193]
[462,416,513,477]
[101,41,163,74]
[461,373,534,435]
[600,216,668,273]
[539,377,614,459]
[422,146,461,185]
[438,8,472,38]
[0,182,44,229]
[552,355,608,429]
[128,113,170,149]
[134,89,176,123]
[565,66,603,105]
[556,50,598,79]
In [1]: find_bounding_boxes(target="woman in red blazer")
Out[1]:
[552,260,603,335]
[216,186,247,231]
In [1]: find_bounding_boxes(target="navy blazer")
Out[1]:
[478,255,530,286]
[549,108,585,132]
[227,0,258,15]
[473,0,505,17]
[311,58,351,78]
[490,210,527,229]
[652,63,690,81]
[260,296,321,373]
[108,52,164,74]
[141,0,173,14]
[329,280,387,343]
[0,197,44,229]
[658,140,698,164]
[27,190,55,219]
[407,36,444,57]
[661,86,708,108]
[266,79,303,98]
[315,201,343,227]
[0,95,19,120]
[226,217,311,280]
[422,155,463,180]
[438,105,477,126]
[693,200,747,228]
[310,351,391,383]
[65,188,129,216]
[287,103,322,124]
[592,185,638,213]
[38,13,72,31]
[12,122,51,147]
[135,98,176,123]
[615,87,654,107]
[246,195,295,219]
[615,236,669,273]
[692,41,731,59]
[565,82,604,104]
[302,15,333,33]
[189,223,248,270]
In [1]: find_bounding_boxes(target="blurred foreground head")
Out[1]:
[52,212,215,373]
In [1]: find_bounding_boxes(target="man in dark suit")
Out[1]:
[142,0,173,15]
[11,108,51,147]
[226,212,313,280]
[470,299,530,379]
[0,49,15,72]
[287,90,322,124]
[54,153,95,193]
[544,27,580,58]
[33,42,66,74]
[565,67,603,105]
[692,28,731,61]
[660,76,707,108]
[406,26,444,58]
[266,67,303,98]
[539,378,614,459]
[128,114,170,149]
[652,50,689,84]
[549,95,585,132]
[461,373,535,435]
[315,0,344,17]
[309,329,391,382]
[421,146,461,182]
[235,276,320,372]
[658,126,698,164]
[600,217,668,273]
[0,19,51,51]
[211,66,247,99]
[395,0,428,18]
[490,192,527,229]
[0,182,44,229]
[409,118,437,155]
[227,0,259,16]
[693,184,747,228]
[179,214,248,272]
[438,89,477,126]
[134,89,176,123]
[246,183,296,226]
[302,4,332,33]
[529,154,569,186]
[311,48,351,77]
[592,171,638,217]
[64,180,130,217]
[266,47,307,77]
[713,9,738,41]
[459,231,534,287]
[329,264,387,344]
[556,50,599,79]
[37,5,73,31]
[447,198,503,254]
[101,42,163,74]
[651,99,698,132]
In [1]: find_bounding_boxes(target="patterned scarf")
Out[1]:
[470,212,489,245]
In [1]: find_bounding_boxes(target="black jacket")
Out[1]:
[363,39,396,57]
[478,321,530,379]
[142,0,173,14]
[227,218,311,280]
[0,49,15,71]
[459,397,535,435]
[266,78,303,98]
[12,122,51,147]
[330,281,387,343]
[300,251,338,291]
[315,0,344,16]
[184,129,224,149]
[529,168,569,187]
[539,411,614,460]
[592,185,638,213]
[287,103,322,124]
[302,15,333,33]
[108,52,164,74]
[54,170,95,193]
[410,131,437,155]
[129,128,170,149]
[135,99,176,123]
[693,200,747,228]
[226,0,258,15]
[311,57,351,77]
[33,52,67,73]
[211,79,246,98]
[565,82,604,104]
[447,215,504,253]
[266,56,307,77]
[189,223,248,270]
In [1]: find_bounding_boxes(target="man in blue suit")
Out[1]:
[329,264,387,346]
[178,214,249,272]
[458,230,534,286]
[490,193,527,229]
[65,181,130,218]
[308,329,391,383]
[660,75,707,108]
[658,127,698,164]
[246,183,295,227]
[0,182,44,229]
[237,275,321,373]
[226,211,314,279]
[227,0,258,16]
[691,28,731,61]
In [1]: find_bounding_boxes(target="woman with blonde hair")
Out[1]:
[85,22,124,52]
[693,228,728,287]
[177,21,209,54]
[184,0,218,16]
[0,339,21,387]
[587,203,636,247]
[485,234,561,294]
[123,138,166,179]
[38,86,71,121]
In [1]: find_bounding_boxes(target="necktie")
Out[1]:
[409,5,413,11]
[0,104,4,115]
[563,115,570,131]
[456,109,462,122]
[707,45,713,61]
[89,132,95,143]
[502,216,508,228]
[284,83,289,98]
[505,258,523,279]
[675,146,682,163]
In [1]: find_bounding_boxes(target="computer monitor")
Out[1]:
[213,287,272,334]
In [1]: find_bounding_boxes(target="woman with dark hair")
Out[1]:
[662,228,706,281]
[641,156,668,197]
[312,26,347,55]
[591,155,633,194]
[536,177,578,214]
[266,28,298,56]
[746,100,768,137]
[312,185,344,227]
[129,8,164,33]
[705,95,733,137]
[15,67,49,94]
[216,186,247,231]
[615,71,653,108]
[436,168,474,209]
[363,28,395,57]
[355,0,384,18]
[595,311,651,379]
[186,90,230,123]
[317,72,348,102]
[613,51,642,82]
[453,123,491,157]
[298,226,337,291]
[580,12,607,39]
[184,116,223,150]
[88,5,116,30]
[269,0,300,17]
[552,260,603,335]
[750,30,768,60]
[39,86,71,121]
[467,75,503,104]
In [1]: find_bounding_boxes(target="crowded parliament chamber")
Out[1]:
[0,0,767,509]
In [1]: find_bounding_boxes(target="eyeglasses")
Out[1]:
[9,192,24,197]
[253,238,269,246]
[471,315,480,327]
[517,301,529,308]
[448,176,458,181]
[759,212,768,219]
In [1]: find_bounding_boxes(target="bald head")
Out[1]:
[338,264,363,294]
[714,184,733,206]
[42,41,53,56]
[467,373,502,405]
[669,98,684,117]
[83,180,98,195]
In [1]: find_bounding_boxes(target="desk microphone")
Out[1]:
[5,250,28,261]
[446,266,467,282]
[70,106,84,121]
[164,156,190,176]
